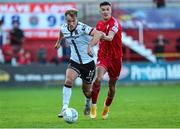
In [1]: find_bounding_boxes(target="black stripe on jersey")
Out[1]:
[71,40,83,64]
[89,28,94,35]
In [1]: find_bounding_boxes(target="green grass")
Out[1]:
[0,84,180,128]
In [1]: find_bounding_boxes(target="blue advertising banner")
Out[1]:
[116,8,180,29]
[0,62,180,86]
[118,62,180,82]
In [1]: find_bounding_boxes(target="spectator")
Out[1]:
[0,49,4,64]
[176,37,180,60]
[2,39,13,64]
[0,19,3,47]
[0,18,5,63]
[0,18,7,48]
[50,57,59,65]
[17,48,32,65]
[37,45,46,64]
[153,0,166,8]
[17,48,26,65]
[24,51,32,64]
[9,20,25,57]
[153,34,169,62]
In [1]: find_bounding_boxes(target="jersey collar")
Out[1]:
[103,16,113,24]
[67,22,78,33]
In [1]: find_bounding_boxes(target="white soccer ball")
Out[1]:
[63,108,78,124]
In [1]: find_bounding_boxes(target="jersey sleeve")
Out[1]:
[81,23,94,35]
[59,25,65,38]
[96,21,101,31]
[110,20,119,34]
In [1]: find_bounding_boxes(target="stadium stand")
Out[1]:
[1,0,180,63]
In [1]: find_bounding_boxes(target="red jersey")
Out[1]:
[96,17,123,60]
[2,44,13,63]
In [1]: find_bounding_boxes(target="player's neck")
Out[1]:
[68,22,78,32]
[102,16,112,22]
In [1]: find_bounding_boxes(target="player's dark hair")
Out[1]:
[100,1,111,7]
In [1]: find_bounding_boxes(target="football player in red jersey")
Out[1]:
[88,1,123,119]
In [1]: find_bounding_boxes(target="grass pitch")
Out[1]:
[0,84,180,128]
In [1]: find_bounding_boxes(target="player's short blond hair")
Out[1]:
[65,9,78,17]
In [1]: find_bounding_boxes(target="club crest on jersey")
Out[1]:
[74,30,78,35]
[82,25,86,31]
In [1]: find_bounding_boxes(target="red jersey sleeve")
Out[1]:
[109,18,119,34]
[96,21,102,31]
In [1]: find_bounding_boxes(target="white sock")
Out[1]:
[62,86,72,110]
[92,103,96,106]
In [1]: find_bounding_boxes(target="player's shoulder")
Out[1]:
[78,21,85,26]
[78,22,89,28]
[96,20,104,25]
[111,17,122,28]
[110,17,119,24]
[60,23,67,30]
[77,22,92,31]
[96,20,104,29]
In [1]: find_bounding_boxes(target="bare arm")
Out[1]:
[87,29,103,57]
[88,29,103,47]
[101,31,115,41]
[54,30,64,49]
[102,22,119,41]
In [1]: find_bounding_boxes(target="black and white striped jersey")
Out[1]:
[60,22,95,64]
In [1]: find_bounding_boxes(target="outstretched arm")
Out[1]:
[87,29,103,57]
[54,30,64,49]
[101,31,115,41]
[102,22,119,41]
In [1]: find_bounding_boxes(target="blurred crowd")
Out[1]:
[0,19,32,65]
[0,18,70,66]
[0,0,180,65]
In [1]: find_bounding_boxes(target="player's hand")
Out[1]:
[54,42,60,49]
[87,45,93,57]
[101,32,106,39]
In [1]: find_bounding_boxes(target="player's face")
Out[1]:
[66,14,78,31]
[100,5,112,21]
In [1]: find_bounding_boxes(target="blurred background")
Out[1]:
[0,0,180,86]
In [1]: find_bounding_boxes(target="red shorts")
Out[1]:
[97,58,122,80]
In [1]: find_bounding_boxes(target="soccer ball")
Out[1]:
[63,108,78,124]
